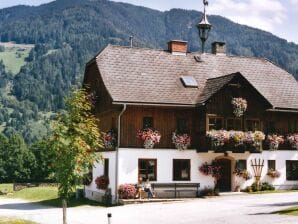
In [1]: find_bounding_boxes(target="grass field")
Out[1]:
[0,42,34,75]
[0,184,103,208]
[276,206,298,216]
[0,217,37,224]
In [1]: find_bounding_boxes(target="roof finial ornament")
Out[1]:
[197,0,212,53]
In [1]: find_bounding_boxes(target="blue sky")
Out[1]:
[0,0,297,43]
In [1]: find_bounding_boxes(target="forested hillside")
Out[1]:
[0,0,297,143]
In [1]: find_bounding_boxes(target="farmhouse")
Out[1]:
[83,6,298,203]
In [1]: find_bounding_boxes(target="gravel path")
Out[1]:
[1,192,298,224]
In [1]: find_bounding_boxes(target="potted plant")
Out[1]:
[267,134,284,150]
[287,133,298,150]
[118,184,137,199]
[267,169,281,178]
[233,168,252,180]
[244,131,265,151]
[103,129,117,149]
[172,132,191,150]
[231,97,247,117]
[206,130,230,147]
[137,128,161,149]
[95,175,109,190]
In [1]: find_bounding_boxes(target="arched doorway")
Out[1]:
[216,158,232,192]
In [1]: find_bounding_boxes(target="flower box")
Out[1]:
[137,128,161,149]
[172,132,191,150]
[287,134,298,150]
[267,134,284,150]
[231,98,247,117]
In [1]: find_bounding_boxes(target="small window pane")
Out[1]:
[236,160,247,170]
[173,159,191,181]
[181,76,198,88]
[177,118,188,134]
[208,117,223,130]
[139,159,157,181]
[286,160,298,180]
[246,120,260,131]
[143,117,153,129]
[227,119,242,131]
[268,160,276,171]
[104,159,109,177]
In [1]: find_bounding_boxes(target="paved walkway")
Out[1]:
[1,192,298,224]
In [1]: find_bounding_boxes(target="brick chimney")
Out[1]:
[168,40,188,55]
[212,42,226,55]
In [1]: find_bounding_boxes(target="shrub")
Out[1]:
[118,184,137,199]
[250,182,275,192]
[199,187,219,197]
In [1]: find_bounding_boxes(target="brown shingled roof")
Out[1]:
[93,45,298,110]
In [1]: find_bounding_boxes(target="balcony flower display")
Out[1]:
[267,169,281,178]
[253,131,266,147]
[231,97,247,117]
[103,129,117,149]
[172,132,191,150]
[230,131,245,146]
[206,130,230,147]
[137,128,161,149]
[287,134,298,150]
[233,169,252,180]
[95,175,109,190]
[267,134,284,150]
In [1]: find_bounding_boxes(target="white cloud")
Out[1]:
[290,0,298,8]
[208,0,286,32]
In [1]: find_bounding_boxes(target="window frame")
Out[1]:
[143,117,154,129]
[236,160,247,170]
[173,159,191,181]
[286,160,298,181]
[138,159,157,181]
[207,115,224,131]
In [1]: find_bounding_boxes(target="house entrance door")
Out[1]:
[217,159,232,192]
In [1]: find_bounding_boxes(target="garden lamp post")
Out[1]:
[197,0,212,53]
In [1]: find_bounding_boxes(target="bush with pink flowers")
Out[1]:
[118,184,137,199]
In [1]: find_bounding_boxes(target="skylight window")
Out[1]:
[180,76,198,88]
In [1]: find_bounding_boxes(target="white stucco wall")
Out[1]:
[85,148,298,201]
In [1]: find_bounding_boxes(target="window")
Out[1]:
[246,119,260,131]
[180,76,198,88]
[173,159,191,181]
[143,117,153,129]
[138,159,157,181]
[177,118,188,134]
[265,121,275,134]
[104,159,109,177]
[226,118,242,131]
[208,116,223,131]
[236,160,247,170]
[268,160,276,171]
[288,121,297,133]
[286,160,298,180]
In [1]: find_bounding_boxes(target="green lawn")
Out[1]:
[0,184,104,207]
[0,183,13,193]
[0,217,37,224]
[0,44,33,75]
[276,206,298,216]
[247,190,298,194]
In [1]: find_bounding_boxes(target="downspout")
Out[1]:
[115,104,127,203]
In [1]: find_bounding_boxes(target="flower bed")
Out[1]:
[172,132,191,150]
[137,128,161,149]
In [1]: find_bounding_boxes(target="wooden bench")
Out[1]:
[152,183,200,198]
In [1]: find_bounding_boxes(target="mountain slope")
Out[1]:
[0,0,297,143]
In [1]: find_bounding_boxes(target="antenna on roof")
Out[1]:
[129,36,134,48]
